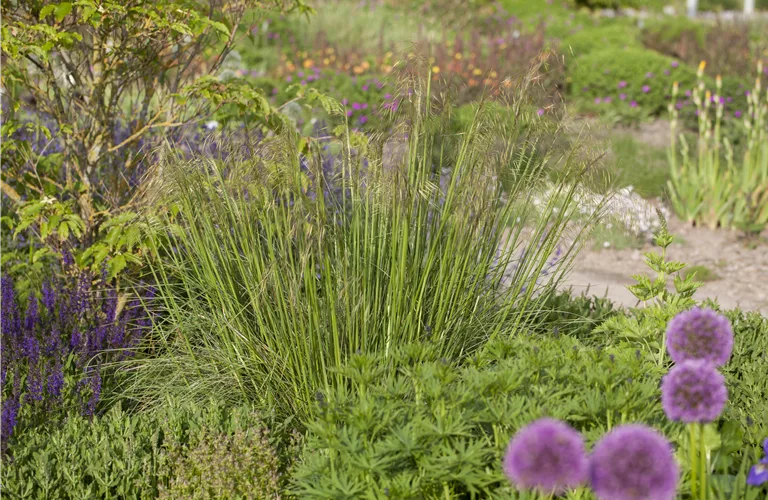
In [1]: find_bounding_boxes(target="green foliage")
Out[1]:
[123,78,604,423]
[1,400,294,500]
[290,334,670,498]
[682,264,720,283]
[560,24,641,59]
[668,65,768,234]
[569,46,700,116]
[0,0,306,286]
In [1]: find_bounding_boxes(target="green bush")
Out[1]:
[560,24,642,59]
[290,335,669,498]
[0,401,293,499]
[291,304,768,498]
[570,47,701,117]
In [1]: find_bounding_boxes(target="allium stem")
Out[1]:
[700,423,707,500]
[689,423,698,499]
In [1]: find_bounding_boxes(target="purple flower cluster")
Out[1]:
[503,419,678,499]
[0,270,153,453]
[590,425,679,500]
[666,307,733,366]
[502,418,588,494]
[661,360,727,423]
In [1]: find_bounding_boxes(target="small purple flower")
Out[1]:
[646,72,655,79]
[537,108,545,116]
[671,60,679,68]
[685,90,692,97]
[619,93,627,100]
[618,81,627,89]
[590,424,678,500]
[384,93,392,100]
[285,76,293,82]
[358,115,368,125]
[630,101,638,108]
[594,97,602,104]
[503,418,588,494]
[735,110,743,118]
[346,110,353,117]
[661,360,727,423]
[666,308,733,365]
[341,98,349,105]
[642,85,651,93]
[352,102,362,110]
[747,439,768,486]
[361,85,369,91]
[603,97,612,103]
[676,102,684,110]
[664,69,670,76]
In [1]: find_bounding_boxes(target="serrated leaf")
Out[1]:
[39,5,56,19]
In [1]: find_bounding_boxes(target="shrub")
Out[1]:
[0,400,293,499]
[560,24,641,59]
[290,335,670,498]
[124,77,604,422]
[569,46,700,117]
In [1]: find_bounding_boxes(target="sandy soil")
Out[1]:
[562,216,768,314]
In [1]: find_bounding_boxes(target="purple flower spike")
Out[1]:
[590,424,678,500]
[503,418,588,494]
[666,307,733,365]
[661,360,727,423]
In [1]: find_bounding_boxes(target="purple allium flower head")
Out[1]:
[503,418,588,494]
[661,360,727,423]
[642,85,651,93]
[672,60,679,68]
[590,424,678,500]
[630,100,638,107]
[735,110,743,118]
[666,307,733,365]
[618,80,627,89]
[747,439,768,486]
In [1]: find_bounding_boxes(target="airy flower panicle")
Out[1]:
[590,424,678,500]
[503,418,588,495]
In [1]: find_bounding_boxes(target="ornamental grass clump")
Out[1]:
[589,424,679,500]
[126,72,605,421]
[502,418,588,495]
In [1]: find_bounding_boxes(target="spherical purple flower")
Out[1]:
[642,85,651,93]
[503,418,588,494]
[671,60,680,68]
[618,80,627,89]
[661,360,727,423]
[594,97,602,104]
[590,424,678,500]
[537,108,545,116]
[630,100,638,108]
[666,307,733,365]
[619,93,627,100]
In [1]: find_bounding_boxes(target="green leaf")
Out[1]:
[55,2,73,22]
[108,254,127,279]
[39,5,56,19]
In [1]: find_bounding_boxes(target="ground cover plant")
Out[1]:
[2,0,768,498]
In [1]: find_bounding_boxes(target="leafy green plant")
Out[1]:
[291,334,669,498]
[0,400,295,499]
[595,214,702,366]
[569,46,700,118]
[668,63,768,234]
[123,75,605,422]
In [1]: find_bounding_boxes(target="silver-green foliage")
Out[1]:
[127,81,602,420]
